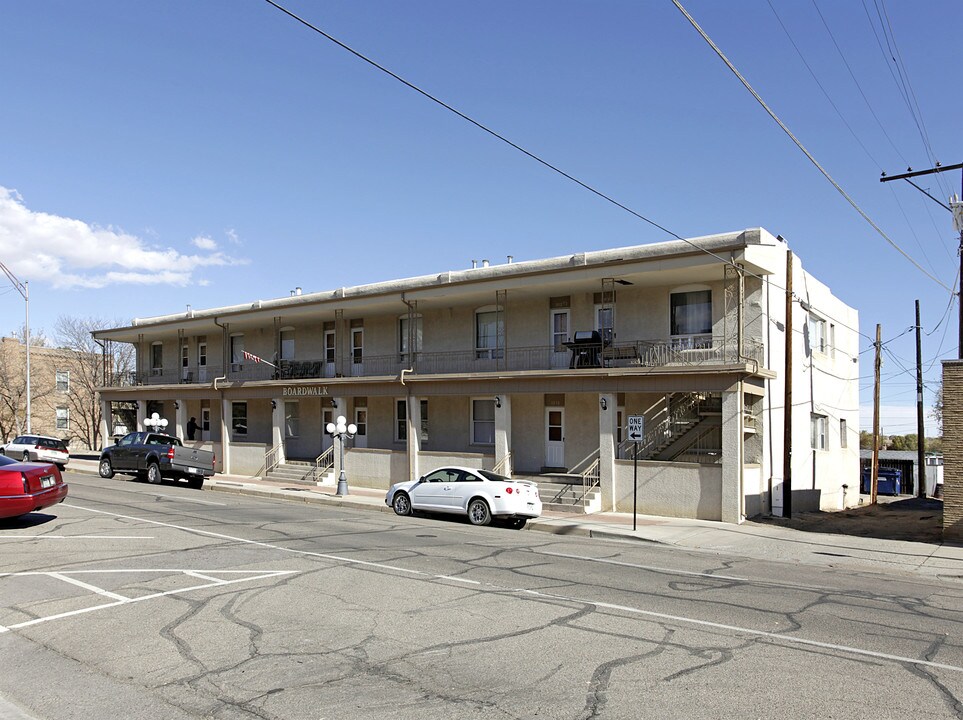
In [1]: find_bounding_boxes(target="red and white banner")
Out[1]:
[242,350,277,368]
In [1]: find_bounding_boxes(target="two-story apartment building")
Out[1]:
[93,228,859,523]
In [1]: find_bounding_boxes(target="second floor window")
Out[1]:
[811,413,828,450]
[324,330,336,364]
[352,328,364,364]
[670,289,712,346]
[280,329,295,361]
[56,407,69,430]
[809,314,828,354]
[230,335,245,368]
[399,314,423,356]
[475,307,504,359]
[56,370,69,392]
[151,342,163,374]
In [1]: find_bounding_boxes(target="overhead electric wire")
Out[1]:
[766,0,882,170]
[810,0,906,168]
[261,0,873,344]
[671,0,955,297]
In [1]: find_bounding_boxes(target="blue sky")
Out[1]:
[1,1,960,436]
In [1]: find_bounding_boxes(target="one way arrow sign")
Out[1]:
[627,415,644,442]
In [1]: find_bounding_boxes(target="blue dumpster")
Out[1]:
[860,467,901,495]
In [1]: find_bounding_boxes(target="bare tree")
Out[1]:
[54,316,134,450]
[0,331,54,441]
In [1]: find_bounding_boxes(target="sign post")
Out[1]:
[628,415,644,531]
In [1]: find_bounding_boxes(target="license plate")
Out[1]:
[188,467,198,474]
[40,476,55,488]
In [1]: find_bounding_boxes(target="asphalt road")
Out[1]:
[2,471,963,719]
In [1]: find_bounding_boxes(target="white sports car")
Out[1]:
[385,466,542,529]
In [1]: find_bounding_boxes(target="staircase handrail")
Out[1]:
[253,443,283,479]
[580,458,601,509]
[619,392,704,460]
[312,446,335,483]
[492,451,512,477]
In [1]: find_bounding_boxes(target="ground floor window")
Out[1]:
[232,402,248,436]
[285,401,299,438]
[472,398,495,445]
[396,399,429,442]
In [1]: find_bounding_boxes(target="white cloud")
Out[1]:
[0,187,247,289]
[192,236,218,251]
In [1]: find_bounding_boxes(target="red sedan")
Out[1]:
[0,455,68,519]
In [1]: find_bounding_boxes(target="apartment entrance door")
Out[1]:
[545,408,565,468]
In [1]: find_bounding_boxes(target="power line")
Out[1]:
[262,0,873,345]
[671,0,956,296]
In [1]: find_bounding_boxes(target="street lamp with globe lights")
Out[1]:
[326,415,356,496]
[144,412,169,434]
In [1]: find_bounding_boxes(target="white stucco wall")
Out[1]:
[613,460,723,521]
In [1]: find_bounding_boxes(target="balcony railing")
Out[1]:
[107,337,765,386]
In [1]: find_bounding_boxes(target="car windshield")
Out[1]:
[0,455,17,466]
[478,470,512,482]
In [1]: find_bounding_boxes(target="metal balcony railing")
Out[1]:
[112,337,766,387]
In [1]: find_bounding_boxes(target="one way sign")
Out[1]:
[627,415,644,442]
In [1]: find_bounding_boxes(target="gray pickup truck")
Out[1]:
[98,432,215,488]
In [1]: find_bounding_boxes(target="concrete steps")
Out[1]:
[517,473,602,514]
[263,460,318,485]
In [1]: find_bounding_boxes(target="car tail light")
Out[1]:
[167,446,175,460]
[22,472,29,493]
[212,452,216,470]
[35,444,43,450]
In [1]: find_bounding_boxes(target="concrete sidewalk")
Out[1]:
[65,458,963,580]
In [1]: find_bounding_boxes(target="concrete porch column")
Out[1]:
[494,395,512,475]
[99,398,111,448]
[174,400,187,441]
[136,400,147,432]
[721,386,745,524]
[599,393,618,511]
[272,398,285,465]
[407,396,421,481]
[220,396,232,475]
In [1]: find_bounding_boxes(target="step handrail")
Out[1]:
[492,451,512,477]
[252,443,283,480]
[312,446,334,483]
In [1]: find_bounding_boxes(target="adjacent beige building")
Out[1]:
[0,337,98,448]
[93,228,860,523]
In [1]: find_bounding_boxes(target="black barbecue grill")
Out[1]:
[562,330,611,368]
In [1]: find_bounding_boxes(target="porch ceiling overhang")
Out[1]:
[93,229,782,344]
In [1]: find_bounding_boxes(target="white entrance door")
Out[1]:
[550,309,570,369]
[200,407,211,442]
[198,343,208,383]
[545,408,565,468]
[354,408,367,449]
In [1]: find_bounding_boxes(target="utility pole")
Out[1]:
[0,261,30,433]
[783,250,793,518]
[916,300,927,497]
[872,324,882,505]
[881,162,963,358]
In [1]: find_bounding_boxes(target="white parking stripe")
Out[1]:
[60,502,963,674]
[0,571,297,633]
[0,535,154,540]
[48,573,129,602]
